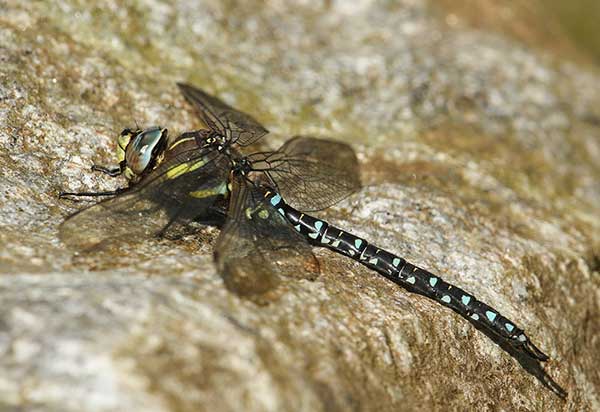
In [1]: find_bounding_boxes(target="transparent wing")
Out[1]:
[59,145,230,250]
[177,83,269,147]
[248,136,361,211]
[214,176,319,302]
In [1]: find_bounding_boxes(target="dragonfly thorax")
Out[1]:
[201,130,229,151]
[231,156,253,176]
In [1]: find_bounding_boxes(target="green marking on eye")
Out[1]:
[117,146,126,163]
[117,133,131,155]
[485,311,497,322]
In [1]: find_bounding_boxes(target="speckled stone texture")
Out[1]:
[1,1,599,411]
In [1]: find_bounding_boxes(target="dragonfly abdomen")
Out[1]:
[267,191,549,362]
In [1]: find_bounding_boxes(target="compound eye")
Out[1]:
[125,127,167,175]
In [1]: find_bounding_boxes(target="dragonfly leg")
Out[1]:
[156,207,184,238]
[91,164,123,177]
[59,187,127,199]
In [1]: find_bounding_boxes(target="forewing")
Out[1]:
[249,136,361,211]
[214,176,319,302]
[59,147,230,250]
[177,83,268,146]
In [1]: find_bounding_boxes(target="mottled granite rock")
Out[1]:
[0,1,599,411]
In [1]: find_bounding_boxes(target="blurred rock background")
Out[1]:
[0,0,599,411]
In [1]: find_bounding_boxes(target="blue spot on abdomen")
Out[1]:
[270,194,282,206]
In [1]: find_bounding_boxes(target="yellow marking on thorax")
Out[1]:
[166,158,206,179]
[188,182,228,199]
[243,204,269,220]
[167,136,195,150]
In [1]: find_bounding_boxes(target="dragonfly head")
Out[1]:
[117,126,169,180]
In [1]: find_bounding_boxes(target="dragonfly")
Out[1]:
[59,82,562,395]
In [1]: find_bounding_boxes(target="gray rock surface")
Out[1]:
[1,0,599,411]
